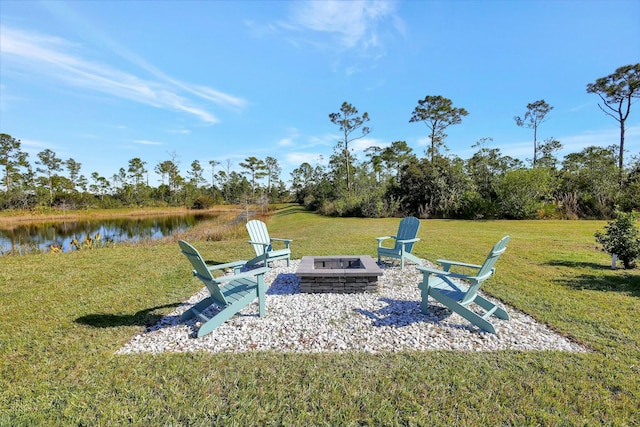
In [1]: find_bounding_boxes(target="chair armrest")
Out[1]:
[417,266,456,277]
[213,267,270,284]
[376,236,396,246]
[437,259,483,271]
[206,260,247,273]
[416,266,485,282]
[270,238,292,243]
[248,240,271,248]
[416,265,464,279]
[270,237,292,248]
[397,238,420,244]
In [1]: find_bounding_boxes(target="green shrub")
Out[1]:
[595,211,640,269]
[191,195,216,210]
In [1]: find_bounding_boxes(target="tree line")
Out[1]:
[292,64,640,219]
[1,63,639,219]
[0,138,289,211]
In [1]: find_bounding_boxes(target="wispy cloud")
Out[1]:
[0,25,247,123]
[278,0,403,70]
[131,139,163,146]
[289,0,399,49]
[18,138,58,158]
[560,126,640,154]
[277,128,301,147]
[285,152,326,167]
[350,137,387,155]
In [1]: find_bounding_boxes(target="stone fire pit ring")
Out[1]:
[295,255,383,293]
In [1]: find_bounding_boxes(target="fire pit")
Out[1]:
[295,255,383,293]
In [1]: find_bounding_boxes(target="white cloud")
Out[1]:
[278,137,296,147]
[285,152,326,167]
[279,0,402,73]
[350,137,387,153]
[0,25,247,124]
[277,127,301,147]
[18,138,57,158]
[167,129,191,135]
[307,134,336,148]
[289,0,397,50]
[131,139,163,146]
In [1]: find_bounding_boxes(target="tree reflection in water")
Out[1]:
[0,213,218,254]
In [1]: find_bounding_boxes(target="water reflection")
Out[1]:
[0,213,218,254]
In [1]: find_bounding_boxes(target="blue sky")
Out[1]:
[1,0,639,187]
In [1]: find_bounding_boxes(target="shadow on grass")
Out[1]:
[273,205,310,217]
[554,273,640,297]
[75,302,182,328]
[547,260,612,270]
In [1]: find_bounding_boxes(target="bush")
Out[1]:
[191,195,215,210]
[595,211,640,269]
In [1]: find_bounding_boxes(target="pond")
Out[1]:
[0,213,219,255]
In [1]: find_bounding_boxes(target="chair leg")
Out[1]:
[433,290,497,333]
[257,277,266,317]
[457,307,496,333]
[474,295,509,320]
[195,291,262,337]
[418,279,431,314]
[197,308,236,337]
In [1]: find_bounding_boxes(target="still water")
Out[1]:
[0,213,217,254]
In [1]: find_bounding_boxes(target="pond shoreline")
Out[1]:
[0,206,244,227]
[0,207,250,255]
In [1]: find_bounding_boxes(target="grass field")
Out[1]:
[1,205,638,426]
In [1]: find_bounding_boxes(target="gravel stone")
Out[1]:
[117,259,587,354]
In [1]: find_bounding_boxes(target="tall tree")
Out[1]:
[586,63,640,185]
[264,156,281,195]
[208,160,220,189]
[0,134,29,192]
[329,101,370,196]
[239,156,267,196]
[514,99,553,167]
[381,141,414,182]
[64,158,82,192]
[561,145,619,218]
[290,162,315,204]
[154,162,170,186]
[537,137,563,170]
[410,95,468,162]
[35,149,63,206]
[127,158,147,187]
[187,160,206,187]
[364,146,384,182]
[90,172,111,200]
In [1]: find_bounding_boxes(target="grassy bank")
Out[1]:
[0,205,244,227]
[1,205,638,426]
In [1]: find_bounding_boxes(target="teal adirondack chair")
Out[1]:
[376,216,421,269]
[416,236,510,334]
[178,240,269,338]
[246,219,292,267]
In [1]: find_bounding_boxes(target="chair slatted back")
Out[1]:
[394,216,421,253]
[460,236,510,306]
[178,240,228,306]
[246,220,271,257]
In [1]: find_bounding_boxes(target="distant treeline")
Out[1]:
[290,141,639,219]
[1,133,638,219]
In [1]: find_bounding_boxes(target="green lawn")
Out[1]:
[1,205,638,426]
